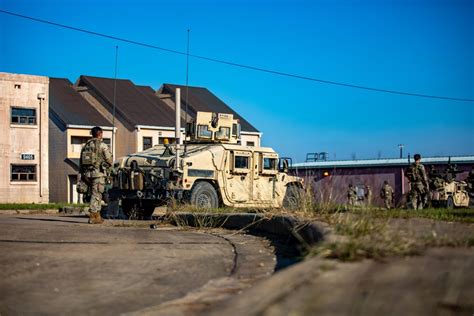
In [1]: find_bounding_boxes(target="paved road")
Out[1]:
[0,215,275,315]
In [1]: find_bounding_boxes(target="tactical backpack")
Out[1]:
[81,138,101,170]
[406,165,421,182]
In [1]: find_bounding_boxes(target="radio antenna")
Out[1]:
[184,29,190,154]
[111,45,118,160]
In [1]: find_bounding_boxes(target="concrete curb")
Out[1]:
[59,206,87,215]
[167,212,330,249]
[0,209,59,215]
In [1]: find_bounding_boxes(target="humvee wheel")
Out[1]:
[446,196,454,210]
[189,182,219,209]
[283,185,304,210]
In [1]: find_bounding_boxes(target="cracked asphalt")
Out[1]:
[0,215,276,315]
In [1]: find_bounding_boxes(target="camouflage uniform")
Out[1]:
[80,138,113,214]
[406,162,429,210]
[466,169,474,197]
[365,185,372,207]
[380,183,394,209]
[347,185,357,206]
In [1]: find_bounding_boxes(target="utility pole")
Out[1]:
[398,144,404,159]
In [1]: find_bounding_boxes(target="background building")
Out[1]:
[75,76,183,157]
[49,78,114,203]
[0,73,49,203]
[291,156,474,207]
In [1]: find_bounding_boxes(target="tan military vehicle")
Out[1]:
[430,180,470,209]
[111,111,304,217]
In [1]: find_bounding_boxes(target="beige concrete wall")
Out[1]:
[0,72,49,203]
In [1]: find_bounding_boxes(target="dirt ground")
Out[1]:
[208,216,474,316]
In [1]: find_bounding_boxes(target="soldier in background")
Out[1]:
[405,153,429,210]
[79,126,113,224]
[466,168,474,198]
[347,184,357,206]
[365,185,372,207]
[380,181,394,210]
[428,165,444,190]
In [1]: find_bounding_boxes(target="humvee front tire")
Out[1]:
[189,182,219,209]
[446,196,454,210]
[283,185,304,210]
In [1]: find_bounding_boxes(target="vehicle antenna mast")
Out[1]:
[184,29,190,154]
[112,45,118,160]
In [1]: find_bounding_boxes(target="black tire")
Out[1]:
[446,196,454,210]
[283,185,304,210]
[189,182,219,209]
[122,200,155,220]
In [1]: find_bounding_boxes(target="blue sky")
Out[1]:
[1,0,472,162]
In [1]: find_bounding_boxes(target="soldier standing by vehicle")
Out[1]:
[364,185,372,207]
[380,181,394,209]
[405,154,429,210]
[79,126,113,224]
[347,184,357,206]
[466,168,474,198]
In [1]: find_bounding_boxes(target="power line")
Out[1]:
[1,9,473,102]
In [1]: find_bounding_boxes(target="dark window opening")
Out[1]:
[143,137,153,150]
[11,107,37,125]
[246,141,255,147]
[11,165,37,182]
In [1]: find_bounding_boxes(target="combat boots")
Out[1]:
[88,212,104,224]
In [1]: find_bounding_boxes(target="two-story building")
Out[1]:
[49,78,114,203]
[75,75,184,157]
[0,72,49,203]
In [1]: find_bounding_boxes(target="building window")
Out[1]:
[246,141,255,147]
[143,137,153,150]
[14,84,21,89]
[11,107,37,125]
[11,165,37,182]
[103,138,111,146]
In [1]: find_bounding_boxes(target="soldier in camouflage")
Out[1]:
[405,154,429,210]
[79,126,113,224]
[364,185,372,207]
[380,180,394,210]
[347,184,357,206]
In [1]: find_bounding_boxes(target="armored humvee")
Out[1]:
[430,180,470,209]
[111,111,304,218]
